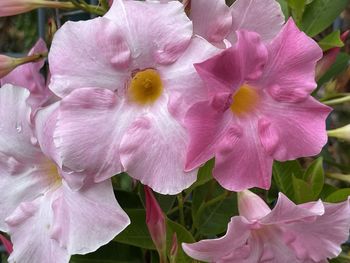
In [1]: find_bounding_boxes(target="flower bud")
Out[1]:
[169,233,178,263]
[144,186,167,263]
[0,233,13,254]
[316,31,349,81]
[0,0,74,17]
[328,124,350,142]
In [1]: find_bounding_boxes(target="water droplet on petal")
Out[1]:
[15,123,22,133]
[30,137,38,145]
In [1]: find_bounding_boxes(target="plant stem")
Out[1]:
[326,172,350,184]
[323,95,350,106]
[177,194,185,226]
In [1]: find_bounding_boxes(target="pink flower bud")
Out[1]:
[0,0,74,17]
[169,233,178,263]
[316,31,349,80]
[0,55,17,78]
[144,186,167,262]
[0,233,13,254]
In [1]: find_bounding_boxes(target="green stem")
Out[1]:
[177,194,185,226]
[326,172,350,184]
[338,253,350,260]
[323,95,350,106]
[14,52,48,66]
[69,0,106,15]
[39,1,75,9]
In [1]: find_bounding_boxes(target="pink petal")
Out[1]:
[162,36,219,121]
[228,0,285,43]
[119,107,196,194]
[261,19,322,103]
[5,195,70,263]
[49,17,130,98]
[284,199,350,261]
[213,118,273,191]
[105,0,192,66]
[182,216,251,262]
[184,100,233,171]
[237,190,271,221]
[260,193,324,225]
[1,39,51,109]
[54,88,137,189]
[50,180,130,254]
[194,30,268,95]
[190,0,232,45]
[258,96,331,161]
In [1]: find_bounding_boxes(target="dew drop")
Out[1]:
[30,136,38,145]
[15,123,22,133]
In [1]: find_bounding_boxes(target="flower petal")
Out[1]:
[119,106,196,194]
[105,0,192,66]
[182,216,251,262]
[49,17,130,98]
[213,119,273,191]
[6,195,69,263]
[261,18,322,102]
[194,30,268,95]
[284,199,350,262]
[54,88,137,189]
[50,180,130,254]
[258,96,331,161]
[228,0,285,43]
[190,0,232,45]
[237,190,271,221]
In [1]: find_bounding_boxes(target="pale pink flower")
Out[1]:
[184,19,331,191]
[1,39,53,110]
[0,0,74,17]
[145,186,167,262]
[183,190,350,262]
[189,0,285,47]
[0,55,17,78]
[0,84,129,263]
[48,0,218,194]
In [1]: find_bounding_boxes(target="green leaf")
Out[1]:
[319,183,338,200]
[325,188,350,203]
[287,0,306,24]
[194,189,238,235]
[114,209,155,250]
[186,159,215,194]
[70,242,143,263]
[115,190,143,209]
[302,157,324,198]
[318,30,344,51]
[277,0,290,18]
[317,52,350,87]
[166,219,195,263]
[301,0,348,37]
[272,160,302,199]
[292,175,315,203]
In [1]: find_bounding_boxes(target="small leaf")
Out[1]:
[301,0,348,37]
[319,183,338,200]
[114,209,155,250]
[292,175,314,203]
[277,0,290,18]
[287,0,306,24]
[319,31,344,51]
[302,157,324,198]
[325,188,350,203]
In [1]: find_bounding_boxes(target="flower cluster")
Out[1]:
[0,0,349,262]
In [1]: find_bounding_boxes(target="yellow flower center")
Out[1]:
[128,69,163,105]
[46,161,62,188]
[230,84,259,115]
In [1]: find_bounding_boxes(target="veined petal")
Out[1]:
[228,0,284,43]
[284,199,350,262]
[119,103,196,194]
[190,0,232,45]
[105,0,192,66]
[50,180,130,254]
[213,118,273,191]
[6,194,69,263]
[238,190,271,221]
[54,88,137,189]
[258,96,331,161]
[49,17,130,98]
[182,216,251,262]
[261,19,322,102]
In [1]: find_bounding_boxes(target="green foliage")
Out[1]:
[318,30,345,51]
[326,188,350,203]
[301,0,348,36]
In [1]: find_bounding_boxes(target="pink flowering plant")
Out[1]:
[1,0,350,262]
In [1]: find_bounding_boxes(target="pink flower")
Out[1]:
[189,0,285,47]
[0,84,130,262]
[0,233,13,254]
[48,0,218,194]
[145,186,167,262]
[0,55,17,78]
[0,0,74,17]
[1,39,53,110]
[184,19,331,191]
[183,190,350,262]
